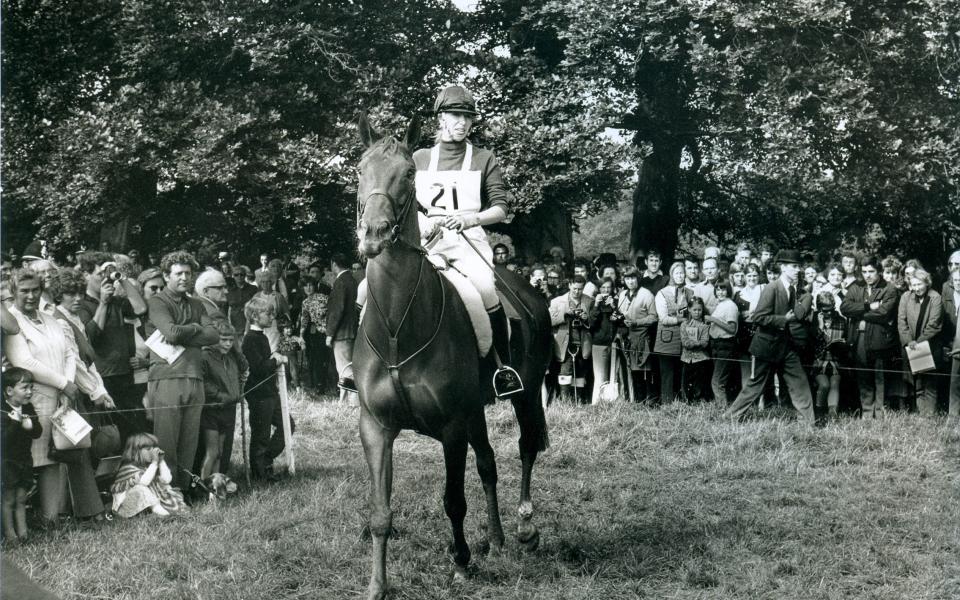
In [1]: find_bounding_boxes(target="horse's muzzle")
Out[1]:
[358,220,394,258]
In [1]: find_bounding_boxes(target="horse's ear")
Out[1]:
[403,118,421,150]
[358,113,382,148]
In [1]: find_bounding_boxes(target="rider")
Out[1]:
[415,84,523,398]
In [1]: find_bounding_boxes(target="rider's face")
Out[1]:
[439,111,473,142]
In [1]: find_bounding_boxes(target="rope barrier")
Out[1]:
[553,331,959,378]
[2,370,282,419]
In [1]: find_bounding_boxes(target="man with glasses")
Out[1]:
[195,269,230,321]
[492,243,510,265]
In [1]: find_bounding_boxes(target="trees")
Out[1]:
[473,0,960,263]
[4,1,957,266]
[2,0,465,261]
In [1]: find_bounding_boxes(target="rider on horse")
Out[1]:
[415,84,522,398]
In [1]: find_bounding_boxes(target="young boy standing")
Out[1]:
[200,322,244,480]
[241,297,291,481]
[2,368,43,542]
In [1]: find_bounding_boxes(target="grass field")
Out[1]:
[5,392,960,599]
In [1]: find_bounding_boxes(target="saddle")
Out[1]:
[426,254,493,356]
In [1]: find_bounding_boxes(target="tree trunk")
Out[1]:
[630,141,682,262]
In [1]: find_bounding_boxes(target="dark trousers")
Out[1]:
[304,332,328,391]
[681,360,711,402]
[148,377,205,490]
[659,355,682,403]
[724,351,814,424]
[103,373,147,444]
[248,395,294,477]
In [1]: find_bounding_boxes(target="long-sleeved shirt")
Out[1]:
[680,320,711,363]
[242,328,279,401]
[145,288,220,380]
[202,348,243,407]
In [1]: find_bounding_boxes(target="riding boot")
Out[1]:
[488,306,523,398]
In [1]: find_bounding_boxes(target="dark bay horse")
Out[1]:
[355,115,552,599]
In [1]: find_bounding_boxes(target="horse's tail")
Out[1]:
[499,267,552,453]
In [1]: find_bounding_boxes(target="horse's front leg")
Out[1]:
[467,408,505,554]
[360,410,398,600]
[441,431,471,581]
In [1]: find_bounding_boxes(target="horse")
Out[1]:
[354,114,552,599]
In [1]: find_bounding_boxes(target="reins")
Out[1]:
[359,170,448,426]
[363,252,447,370]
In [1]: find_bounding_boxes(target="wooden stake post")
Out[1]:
[276,365,296,475]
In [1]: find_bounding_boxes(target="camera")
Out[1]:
[101,264,124,281]
[611,309,624,322]
[570,308,585,328]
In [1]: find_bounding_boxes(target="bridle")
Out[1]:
[357,179,419,249]
[357,165,444,422]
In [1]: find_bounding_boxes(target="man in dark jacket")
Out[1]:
[722,250,815,425]
[326,252,359,398]
[840,254,899,419]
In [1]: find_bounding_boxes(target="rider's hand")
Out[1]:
[441,215,467,232]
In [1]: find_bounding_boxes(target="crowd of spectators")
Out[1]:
[2,237,959,540]
[0,242,361,540]
[492,242,960,423]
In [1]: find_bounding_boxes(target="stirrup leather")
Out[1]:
[492,365,524,398]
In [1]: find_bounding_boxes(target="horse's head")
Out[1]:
[356,115,421,259]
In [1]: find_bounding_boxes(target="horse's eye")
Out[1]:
[407,168,416,179]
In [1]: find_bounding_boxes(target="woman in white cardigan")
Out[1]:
[3,269,81,524]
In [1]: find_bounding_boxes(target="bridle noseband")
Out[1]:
[359,182,417,247]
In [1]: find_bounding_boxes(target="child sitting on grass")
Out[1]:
[200,321,243,480]
[111,433,188,518]
[2,368,43,543]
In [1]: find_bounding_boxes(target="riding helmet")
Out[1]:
[433,85,479,116]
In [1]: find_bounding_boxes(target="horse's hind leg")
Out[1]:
[511,390,547,552]
[360,410,398,600]
[467,408,505,553]
[441,432,471,580]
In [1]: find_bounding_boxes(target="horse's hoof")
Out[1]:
[366,584,389,600]
[517,524,540,552]
[452,565,469,584]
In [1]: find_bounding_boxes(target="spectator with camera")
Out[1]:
[528,265,553,301]
[77,260,148,442]
[588,278,622,404]
[549,276,593,403]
